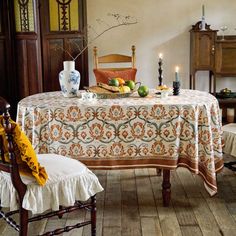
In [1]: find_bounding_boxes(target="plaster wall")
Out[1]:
[87,0,236,91]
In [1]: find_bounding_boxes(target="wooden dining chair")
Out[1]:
[93,46,137,84]
[0,96,103,236]
[93,45,136,70]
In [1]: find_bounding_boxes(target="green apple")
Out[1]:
[125,80,136,90]
[138,85,149,97]
[108,78,119,87]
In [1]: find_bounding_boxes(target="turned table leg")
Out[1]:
[162,169,171,207]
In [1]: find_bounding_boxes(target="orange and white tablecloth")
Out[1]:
[17,89,224,195]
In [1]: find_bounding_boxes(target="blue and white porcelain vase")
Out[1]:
[59,61,80,97]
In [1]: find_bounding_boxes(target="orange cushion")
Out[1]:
[93,68,137,84]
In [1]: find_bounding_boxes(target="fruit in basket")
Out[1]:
[125,80,136,90]
[108,78,119,87]
[97,82,120,92]
[116,78,125,86]
[119,85,131,93]
[138,85,149,97]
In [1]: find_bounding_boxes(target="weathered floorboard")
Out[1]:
[1,158,236,236]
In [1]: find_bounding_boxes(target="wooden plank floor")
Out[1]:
[1,155,236,236]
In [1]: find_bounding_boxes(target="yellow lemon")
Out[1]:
[119,85,131,93]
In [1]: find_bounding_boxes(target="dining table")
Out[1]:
[16,89,224,206]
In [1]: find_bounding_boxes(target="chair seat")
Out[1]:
[222,123,236,157]
[0,154,103,214]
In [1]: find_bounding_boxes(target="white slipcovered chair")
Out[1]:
[222,123,236,157]
[222,123,236,171]
[0,96,103,236]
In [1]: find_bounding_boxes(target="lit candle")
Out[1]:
[159,53,163,63]
[175,66,179,82]
[202,4,205,17]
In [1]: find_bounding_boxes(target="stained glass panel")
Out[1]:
[49,0,79,32]
[14,0,35,32]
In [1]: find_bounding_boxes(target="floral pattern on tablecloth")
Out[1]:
[17,89,224,195]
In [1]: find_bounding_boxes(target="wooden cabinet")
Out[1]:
[215,36,236,76]
[190,22,236,123]
[189,21,217,92]
[215,36,236,123]
[190,22,236,94]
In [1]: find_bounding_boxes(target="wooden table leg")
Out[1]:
[190,74,192,89]
[162,169,171,207]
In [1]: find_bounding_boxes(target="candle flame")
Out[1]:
[175,66,179,72]
[159,53,163,59]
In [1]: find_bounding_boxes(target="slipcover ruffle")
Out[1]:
[222,123,236,157]
[0,154,103,214]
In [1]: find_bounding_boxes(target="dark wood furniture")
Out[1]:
[189,21,217,93]
[215,36,236,123]
[0,0,88,117]
[190,22,236,122]
[40,0,88,92]
[0,96,97,236]
[215,36,236,122]
[215,36,236,76]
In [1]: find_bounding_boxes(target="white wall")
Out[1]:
[87,0,236,92]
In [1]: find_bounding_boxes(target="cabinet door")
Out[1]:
[40,0,88,92]
[192,31,216,69]
[215,41,236,75]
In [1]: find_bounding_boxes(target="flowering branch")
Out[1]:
[54,13,137,61]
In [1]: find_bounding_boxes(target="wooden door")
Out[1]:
[0,0,18,115]
[13,0,43,99]
[39,0,88,92]
[0,0,11,99]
